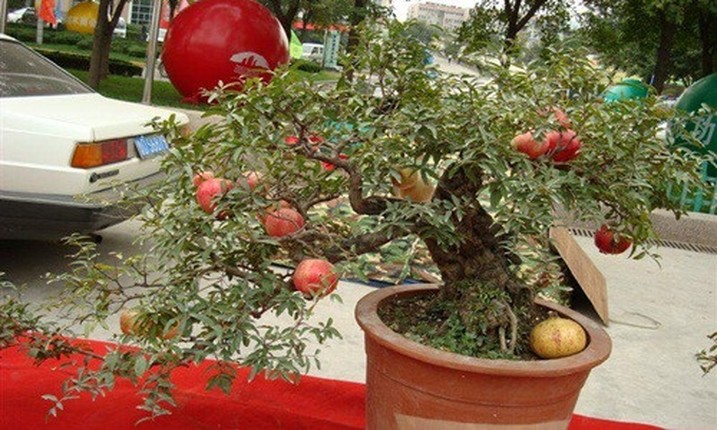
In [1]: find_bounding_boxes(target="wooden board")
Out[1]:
[550,227,609,325]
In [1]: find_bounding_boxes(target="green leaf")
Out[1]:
[134,355,149,377]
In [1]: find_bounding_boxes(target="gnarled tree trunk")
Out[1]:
[420,165,533,354]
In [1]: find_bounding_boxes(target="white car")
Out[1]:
[6,7,32,23]
[0,34,189,240]
[301,43,324,64]
[113,17,127,39]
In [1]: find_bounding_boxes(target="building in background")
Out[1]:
[376,0,393,10]
[406,2,469,31]
[129,0,154,24]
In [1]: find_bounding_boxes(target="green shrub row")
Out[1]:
[35,48,143,77]
[292,59,323,73]
[112,38,149,58]
[5,23,147,59]
[5,23,91,45]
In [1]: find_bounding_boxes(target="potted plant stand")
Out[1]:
[355,284,612,430]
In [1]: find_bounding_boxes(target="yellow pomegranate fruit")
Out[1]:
[391,168,434,203]
[119,310,179,340]
[529,317,587,359]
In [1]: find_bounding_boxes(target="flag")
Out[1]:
[38,0,57,25]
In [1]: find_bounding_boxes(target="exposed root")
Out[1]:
[497,300,518,354]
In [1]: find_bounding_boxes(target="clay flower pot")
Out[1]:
[355,284,612,430]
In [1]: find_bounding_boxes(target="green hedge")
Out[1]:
[35,48,143,77]
[6,23,148,60]
[5,23,93,45]
[112,38,148,58]
[292,59,323,73]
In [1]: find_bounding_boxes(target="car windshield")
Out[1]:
[0,39,93,97]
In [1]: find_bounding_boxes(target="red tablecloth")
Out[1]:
[0,340,661,430]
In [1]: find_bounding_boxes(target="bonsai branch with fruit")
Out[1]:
[0,21,711,415]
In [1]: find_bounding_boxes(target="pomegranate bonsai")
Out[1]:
[0,20,711,417]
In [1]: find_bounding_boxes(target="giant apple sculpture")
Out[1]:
[161,0,290,102]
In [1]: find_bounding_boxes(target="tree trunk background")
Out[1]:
[652,11,676,94]
[501,0,547,63]
[266,0,299,43]
[346,0,367,54]
[698,12,714,77]
[344,0,368,81]
[88,23,111,88]
[88,0,129,89]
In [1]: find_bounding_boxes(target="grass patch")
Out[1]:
[68,69,188,109]
[289,68,340,82]
[67,68,340,110]
[26,42,144,65]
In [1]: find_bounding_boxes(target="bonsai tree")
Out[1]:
[0,20,711,415]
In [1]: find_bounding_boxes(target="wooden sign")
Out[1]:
[550,227,609,325]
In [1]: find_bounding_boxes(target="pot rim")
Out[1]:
[355,283,612,377]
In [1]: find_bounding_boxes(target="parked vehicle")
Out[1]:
[0,34,189,240]
[301,43,324,64]
[113,17,127,38]
[9,6,62,27]
[6,7,33,23]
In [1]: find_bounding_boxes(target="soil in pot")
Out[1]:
[378,283,552,360]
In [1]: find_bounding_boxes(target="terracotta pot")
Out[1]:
[355,284,611,430]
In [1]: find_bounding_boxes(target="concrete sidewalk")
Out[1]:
[299,234,716,429]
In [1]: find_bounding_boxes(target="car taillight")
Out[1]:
[71,139,129,168]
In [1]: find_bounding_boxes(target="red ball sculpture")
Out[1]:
[161,0,289,102]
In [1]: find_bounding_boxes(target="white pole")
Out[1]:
[35,16,44,44]
[0,0,8,34]
[142,0,163,104]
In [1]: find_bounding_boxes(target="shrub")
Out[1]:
[34,48,143,77]
[4,24,89,46]
[51,31,85,45]
[4,23,37,42]
[75,37,94,50]
[292,58,323,73]
[126,45,148,58]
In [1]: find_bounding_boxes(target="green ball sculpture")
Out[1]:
[603,78,650,102]
[674,73,717,177]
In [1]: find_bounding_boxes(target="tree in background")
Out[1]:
[88,0,129,89]
[260,0,365,53]
[261,0,302,42]
[402,20,443,48]
[298,0,353,38]
[456,0,569,56]
[7,0,26,11]
[695,0,716,76]
[580,0,717,92]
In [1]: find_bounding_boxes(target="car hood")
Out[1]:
[1,93,187,141]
